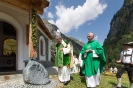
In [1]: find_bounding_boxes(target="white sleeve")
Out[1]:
[62,40,67,47]
[131,50,133,62]
[75,58,79,64]
[78,53,82,67]
[92,50,99,57]
[62,43,71,55]
[78,53,82,61]
[84,52,87,58]
[120,51,123,60]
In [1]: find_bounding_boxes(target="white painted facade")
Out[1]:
[0,1,51,71]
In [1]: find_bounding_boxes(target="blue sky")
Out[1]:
[40,0,124,45]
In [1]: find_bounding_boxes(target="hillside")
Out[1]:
[41,18,84,60]
[103,0,133,67]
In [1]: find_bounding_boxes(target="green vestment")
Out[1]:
[81,40,106,76]
[55,41,70,67]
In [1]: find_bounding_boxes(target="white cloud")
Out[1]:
[47,12,54,19]
[48,0,107,33]
[94,35,98,40]
[48,19,55,24]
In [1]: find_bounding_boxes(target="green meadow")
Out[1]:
[62,73,129,88]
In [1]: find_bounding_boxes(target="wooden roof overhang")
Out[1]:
[37,15,53,40]
[0,0,49,14]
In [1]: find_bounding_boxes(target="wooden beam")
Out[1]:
[40,0,49,8]
[30,0,49,14]
[31,0,42,6]
[31,3,44,14]
[0,0,49,14]
[0,0,29,12]
[31,0,49,14]
[31,0,49,8]
[26,24,29,45]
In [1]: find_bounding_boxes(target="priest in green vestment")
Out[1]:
[80,32,106,88]
[53,30,73,85]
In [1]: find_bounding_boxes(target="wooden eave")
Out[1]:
[0,0,49,14]
[37,15,53,40]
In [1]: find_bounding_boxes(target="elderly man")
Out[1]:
[80,32,106,88]
[115,42,133,88]
[53,30,73,85]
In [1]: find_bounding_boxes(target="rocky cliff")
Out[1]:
[103,0,133,67]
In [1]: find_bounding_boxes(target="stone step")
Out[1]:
[0,66,58,84]
[0,71,17,76]
[0,73,23,84]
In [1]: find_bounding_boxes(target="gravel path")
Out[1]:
[0,66,62,88]
[0,77,60,88]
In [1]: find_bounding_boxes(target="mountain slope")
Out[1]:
[103,0,133,67]
[41,18,84,58]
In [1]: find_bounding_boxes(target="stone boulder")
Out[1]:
[23,59,50,85]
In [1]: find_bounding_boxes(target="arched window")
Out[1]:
[40,37,45,56]
[3,38,16,57]
[40,40,43,55]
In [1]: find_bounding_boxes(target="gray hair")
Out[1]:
[88,32,94,38]
[53,30,61,39]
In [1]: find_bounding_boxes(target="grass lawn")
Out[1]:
[62,72,129,88]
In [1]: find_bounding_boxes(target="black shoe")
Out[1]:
[63,81,70,85]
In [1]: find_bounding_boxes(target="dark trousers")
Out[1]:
[116,64,133,83]
[79,67,84,76]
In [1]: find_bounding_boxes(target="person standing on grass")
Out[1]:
[80,32,106,88]
[115,42,133,88]
[110,67,113,73]
[113,67,117,74]
[52,30,73,85]
[71,54,79,73]
[78,53,84,76]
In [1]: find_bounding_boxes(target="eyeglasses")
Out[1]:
[87,36,91,38]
